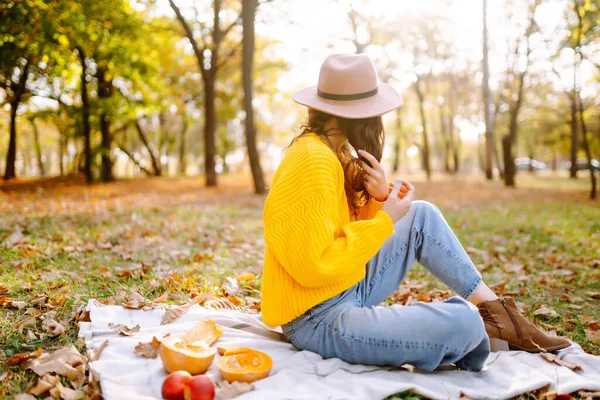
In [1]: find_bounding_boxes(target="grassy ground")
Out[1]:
[1,172,599,399]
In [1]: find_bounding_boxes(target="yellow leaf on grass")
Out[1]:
[237,273,255,282]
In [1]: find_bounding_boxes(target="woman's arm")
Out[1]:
[264,144,394,288]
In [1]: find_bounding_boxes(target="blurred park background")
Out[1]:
[1,1,600,398]
[0,0,598,195]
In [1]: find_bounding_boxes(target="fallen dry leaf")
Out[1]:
[586,292,600,300]
[134,336,161,359]
[153,290,170,304]
[15,313,41,333]
[100,267,112,278]
[533,306,559,318]
[578,391,600,399]
[88,339,109,362]
[108,322,141,336]
[3,229,24,247]
[24,345,87,381]
[14,394,36,400]
[0,369,13,381]
[29,373,61,396]
[4,347,43,366]
[223,276,240,296]
[401,363,415,372]
[585,329,600,341]
[161,302,192,325]
[0,296,26,309]
[204,297,239,311]
[122,291,147,310]
[215,381,255,400]
[43,318,66,337]
[540,353,582,371]
[49,382,84,400]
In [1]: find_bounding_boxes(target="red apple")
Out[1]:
[183,376,215,400]
[162,371,192,400]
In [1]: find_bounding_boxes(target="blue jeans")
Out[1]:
[281,200,490,372]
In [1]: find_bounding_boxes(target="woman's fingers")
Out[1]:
[358,150,382,170]
[389,179,402,198]
[359,160,376,176]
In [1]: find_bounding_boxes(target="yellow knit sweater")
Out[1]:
[261,133,395,327]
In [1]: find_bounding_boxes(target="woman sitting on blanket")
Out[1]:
[260,54,570,371]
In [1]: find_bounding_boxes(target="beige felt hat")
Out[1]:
[293,54,401,119]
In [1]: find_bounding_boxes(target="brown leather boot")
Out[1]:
[478,297,571,353]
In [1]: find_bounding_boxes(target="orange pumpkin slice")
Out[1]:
[217,346,273,383]
[159,319,223,374]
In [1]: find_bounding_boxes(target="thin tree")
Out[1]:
[414,75,431,181]
[482,0,494,180]
[96,62,114,182]
[76,46,93,183]
[242,0,267,194]
[2,60,29,181]
[28,116,45,177]
[502,0,539,187]
[170,0,242,187]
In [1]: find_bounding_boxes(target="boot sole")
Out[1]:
[490,338,571,353]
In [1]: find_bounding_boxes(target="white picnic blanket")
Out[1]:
[79,300,600,400]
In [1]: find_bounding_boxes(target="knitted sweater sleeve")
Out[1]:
[264,144,394,288]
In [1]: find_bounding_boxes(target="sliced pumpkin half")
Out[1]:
[217,346,273,383]
[159,319,223,374]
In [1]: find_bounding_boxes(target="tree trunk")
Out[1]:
[392,107,402,173]
[58,127,64,176]
[502,135,515,186]
[493,136,503,179]
[577,93,597,199]
[77,47,93,183]
[179,115,187,176]
[502,3,537,187]
[3,60,29,181]
[170,0,240,187]
[482,0,494,180]
[96,64,114,182]
[414,77,430,180]
[30,118,45,177]
[569,93,579,179]
[204,73,217,186]
[439,104,451,173]
[4,100,19,181]
[243,0,266,194]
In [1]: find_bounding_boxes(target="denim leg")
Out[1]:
[294,297,489,372]
[360,200,482,307]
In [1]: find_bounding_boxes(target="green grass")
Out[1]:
[0,174,599,399]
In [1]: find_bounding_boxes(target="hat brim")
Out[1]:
[292,83,401,119]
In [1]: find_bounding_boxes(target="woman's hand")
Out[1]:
[382,179,415,223]
[358,150,389,201]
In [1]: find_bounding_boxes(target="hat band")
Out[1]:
[317,87,378,101]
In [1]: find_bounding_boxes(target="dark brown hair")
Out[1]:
[293,109,385,213]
